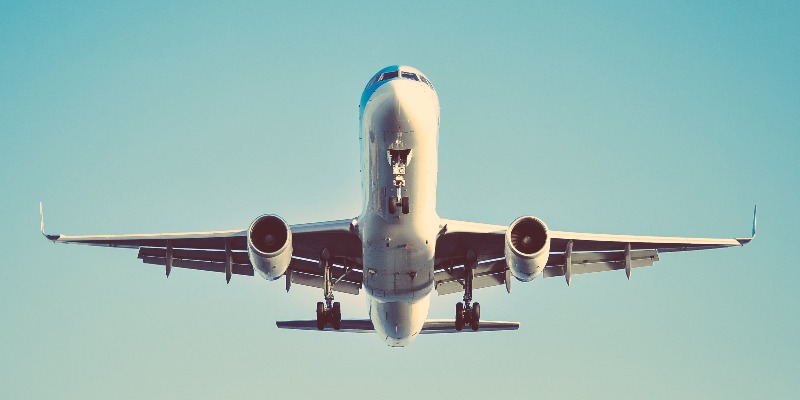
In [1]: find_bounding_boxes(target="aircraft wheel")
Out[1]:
[332,302,341,330]
[471,302,480,331]
[388,197,397,214]
[316,302,325,330]
[455,302,464,331]
[401,197,409,214]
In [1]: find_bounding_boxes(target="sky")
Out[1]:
[1,1,798,398]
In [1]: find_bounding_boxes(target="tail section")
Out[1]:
[276,319,519,333]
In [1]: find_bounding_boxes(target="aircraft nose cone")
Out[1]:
[367,80,439,135]
[381,80,430,111]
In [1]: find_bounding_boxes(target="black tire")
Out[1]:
[401,197,410,214]
[332,302,341,330]
[388,197,397,214]
[455,302,464,331]
[316,302,325,330]
[471,302,480,331]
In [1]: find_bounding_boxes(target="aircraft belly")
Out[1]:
[361,217,435,302]
[359,79,440,304]
[358,77,441,345]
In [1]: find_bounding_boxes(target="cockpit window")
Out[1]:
[379,71,399,81]
[367,69,434,91]
[401,71,419,81]
[418,75,434,90]
[367,75,379,87]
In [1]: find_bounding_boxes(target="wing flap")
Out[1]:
[546,249,658,267]
[289,271,361,295]
[138,247,251,264]
[435,273,505,295]
[434,259,507,296]
[434,250,659,294]
[433,260,504,282]
[289,257,363,284]
[141,256,254,276]
[543,252,658,278]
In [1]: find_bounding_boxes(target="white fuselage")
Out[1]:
[358,67,440,346]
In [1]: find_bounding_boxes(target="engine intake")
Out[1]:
[505,216,550,281]
[247,214,292,280]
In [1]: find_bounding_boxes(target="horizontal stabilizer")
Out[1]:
[277,319,375,333]
[419,319,520,333]
[276,319,520,333]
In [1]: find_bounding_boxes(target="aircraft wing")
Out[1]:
[40,204,363,293]
[433,207,756,294]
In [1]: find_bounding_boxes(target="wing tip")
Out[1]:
[735,205,757,246]
[39,202,60,242]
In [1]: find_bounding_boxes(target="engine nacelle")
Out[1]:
[247,214,292,281]
[505,216,551,282]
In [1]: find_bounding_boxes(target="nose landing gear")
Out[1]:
[388,196,410,215]
[455,250,481,331]
[387,149,411,215]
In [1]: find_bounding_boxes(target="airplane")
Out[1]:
[41,65,756,347]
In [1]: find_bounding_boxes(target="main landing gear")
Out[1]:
[455,250,480,331]
[316,301,341,330]
[316,249,342,330]
[387,149,410,215]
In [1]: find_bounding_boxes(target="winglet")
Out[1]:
[39,202,59,242]
[735,205,757,246]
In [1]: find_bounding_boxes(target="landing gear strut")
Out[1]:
[387,149,410,215]
[315,248,342,330]
[455,249,481,331]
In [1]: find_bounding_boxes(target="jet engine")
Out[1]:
[247,214,292,280]
[505,216,551,281]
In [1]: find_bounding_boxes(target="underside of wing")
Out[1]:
[42,206,364,293]
[433,208,755,293]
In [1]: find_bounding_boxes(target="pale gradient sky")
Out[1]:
[1,1,798,399]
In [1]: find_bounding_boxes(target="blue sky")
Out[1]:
[1,1,798,398]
